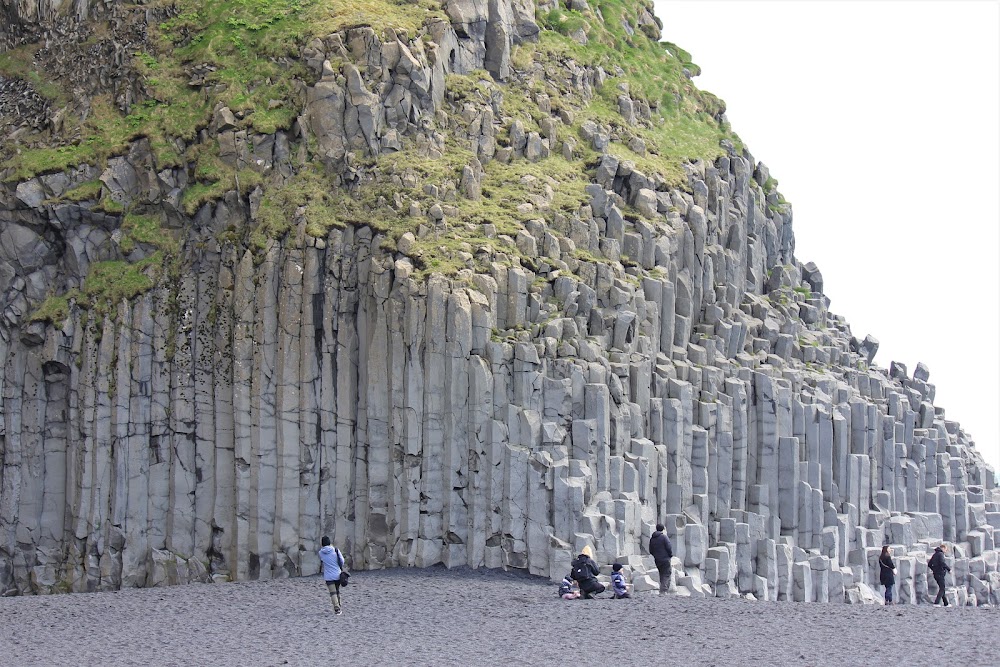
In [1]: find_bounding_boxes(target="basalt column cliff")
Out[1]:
[1,0,996,604]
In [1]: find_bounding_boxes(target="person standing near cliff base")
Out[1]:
[879,545,896,605]
[927,544,951,606]
[319,536,346,615]
[649,524,673,594]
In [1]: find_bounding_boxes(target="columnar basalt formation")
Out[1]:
[0,0,997,605]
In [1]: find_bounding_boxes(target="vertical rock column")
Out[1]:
[120,297,151,587]
[2,342,38,588]
[250,247,280,578]
[443,289,472,567]
[274,237,304,576]
[417,277,447,566]
[396,275,427,566]
[167,272,197,568]
[193,262,218,577]
[232,250,256,582]
[211,246,237,582]
[466,285,495,568]
[331,231,360,560]
[38,330,72,590]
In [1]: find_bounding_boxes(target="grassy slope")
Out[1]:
[5,0,742,321]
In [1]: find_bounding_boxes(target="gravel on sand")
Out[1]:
[1,566,996,666]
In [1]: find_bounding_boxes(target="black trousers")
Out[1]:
[933,572,948,605]
[580,580,606,599]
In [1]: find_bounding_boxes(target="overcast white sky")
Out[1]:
[653,0,1000,471]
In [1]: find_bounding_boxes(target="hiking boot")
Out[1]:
[335,608,343,615]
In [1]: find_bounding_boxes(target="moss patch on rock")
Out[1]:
[120,213,181,254]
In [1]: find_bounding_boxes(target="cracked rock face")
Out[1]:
[0,0,997,608]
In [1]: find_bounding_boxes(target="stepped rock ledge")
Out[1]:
[0,0,996,607]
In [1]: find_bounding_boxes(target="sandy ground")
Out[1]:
[1,567,997,666]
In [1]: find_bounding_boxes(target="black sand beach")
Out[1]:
[2,567,997,666]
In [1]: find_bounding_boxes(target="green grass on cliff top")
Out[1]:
[4,0,440,180]
[11,0,748,319]
[10,0,742,288]
[3,0,733,183]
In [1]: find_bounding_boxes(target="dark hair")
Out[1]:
[881,545,889,555]
[655,523,665,532]
[322,536,331,547]
[612,563,623,571]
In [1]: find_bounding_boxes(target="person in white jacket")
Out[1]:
[319,536,346,615]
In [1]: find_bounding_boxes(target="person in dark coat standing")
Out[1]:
[571,546,605,599]
[649,523,673,595]
[927,544,951,606]
[879,545,896,605]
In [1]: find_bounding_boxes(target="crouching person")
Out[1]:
[571,546,606,599]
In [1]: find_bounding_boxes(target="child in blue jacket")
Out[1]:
[611,563,630,599]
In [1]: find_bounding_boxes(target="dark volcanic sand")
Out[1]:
[1,567,996,666]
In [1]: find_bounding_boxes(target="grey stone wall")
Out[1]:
[3,148,997,602]
[1,0,997,605]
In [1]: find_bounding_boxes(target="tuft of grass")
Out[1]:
[4,96,152,182]
[28,292,78,324]
[180,143,263,215]
[469,154,591,229]
[120,213,181,254]
[95,196,125,214]
[61,180,104,203]
[306,0,444,36]
[540,8,590,37]
[79,254,167,316]
[661,41,701,77]
[253,162,345,250]
[52,229,185,324]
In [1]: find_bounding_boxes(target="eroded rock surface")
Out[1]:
[0,1,996,608]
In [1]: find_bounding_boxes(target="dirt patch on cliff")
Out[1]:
[1,566,996,666]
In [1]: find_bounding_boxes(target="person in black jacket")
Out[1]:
[649,523,674,595]
[927,544,951,606]
[878,545,896,605]
[570,546,605,599]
